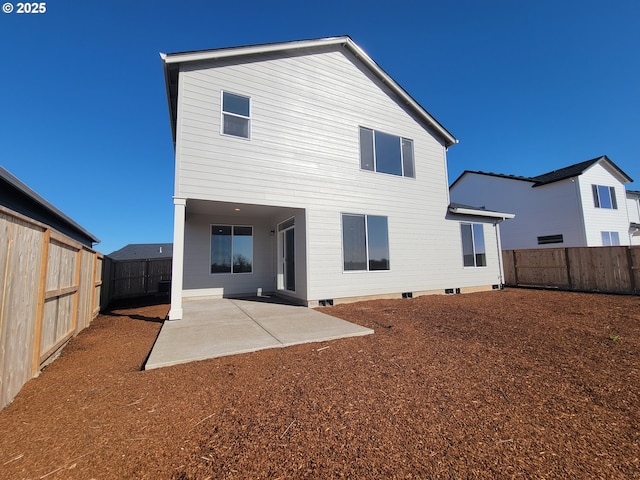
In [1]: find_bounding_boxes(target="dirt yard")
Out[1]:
[0,289,638,479]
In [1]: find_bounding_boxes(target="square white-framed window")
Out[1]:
[359,126,415,178]
[592,185,617,209]
[601,231,620,246]
[221,91,251,139]
[461,223,486,267]
[342,213,390,272]
[210,225,253,274]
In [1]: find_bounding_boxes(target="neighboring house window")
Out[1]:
[592,185,617,209]
[221,91,250,138]
[461,223,486,267]
[359,127,415,178]
[601,231,620,246]
[537,234,564,245]
[342,214,390,271]
[211,225,253,274]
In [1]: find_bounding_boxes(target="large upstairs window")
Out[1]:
[359,127,415,178]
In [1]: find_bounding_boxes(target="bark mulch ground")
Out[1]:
[0,289,638,479]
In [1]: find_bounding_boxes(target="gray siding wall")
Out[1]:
[176,47,503,301]
[450,174,586,249]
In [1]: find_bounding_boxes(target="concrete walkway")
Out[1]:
[145,297,373,369]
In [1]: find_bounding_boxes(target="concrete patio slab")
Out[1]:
[145,297,373,369]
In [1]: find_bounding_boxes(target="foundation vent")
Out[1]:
[318,299,334,306]
[402,292,413,299]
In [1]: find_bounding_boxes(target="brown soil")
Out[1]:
[1,289,639,479]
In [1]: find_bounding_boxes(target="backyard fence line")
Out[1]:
[101,257,172,305]
[503,246,640,295]
[0,205,103,409]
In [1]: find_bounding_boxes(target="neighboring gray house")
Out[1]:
[0,165,99,247]
[108,243,173,261]
[161,36,513,320]
[450,156,635,250]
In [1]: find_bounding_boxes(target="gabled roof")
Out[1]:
[0,165,100,246]
[529,156,632,186]
[160,36,458,148]
[450,155,633,189]
[108,243,173,261]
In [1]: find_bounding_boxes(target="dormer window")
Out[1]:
[221,91,250,139]
[359,127,415,178]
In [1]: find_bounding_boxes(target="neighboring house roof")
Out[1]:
[160,36,458,149]
[450,155,633,189]
[529,156,632,186]
[108,243,173,261]
[448,202,515,220]
[628,190,640,197]
[0,165,100,247]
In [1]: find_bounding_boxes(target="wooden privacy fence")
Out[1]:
[0,206,103,409]
[101,257,172,304]
[503,246,640,295]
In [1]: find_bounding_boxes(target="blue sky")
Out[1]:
[1,0,638,254]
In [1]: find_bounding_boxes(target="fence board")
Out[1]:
[513,248,570,287]
[109,258,172,300]
[630,246,640,292]
[0,206,102,409]
[504,246,638,295]
[0,211,44,408]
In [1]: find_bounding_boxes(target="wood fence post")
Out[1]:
[512,250,519,286]
[32,229,50,376]
[72,248,83,334]
[627,246,637,294]
[564,248,573,290]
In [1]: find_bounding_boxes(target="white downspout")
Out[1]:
[494,219,506,286]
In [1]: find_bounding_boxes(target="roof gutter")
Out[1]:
[341,38,458,148]
[0,166,100,244]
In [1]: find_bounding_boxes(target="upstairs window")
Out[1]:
[222,91,250,138]
[359,127,415,178]
[592,185,617,209]
[461,223,486,267]
[601,231,620,246]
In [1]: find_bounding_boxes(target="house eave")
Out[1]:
[448,204,515,220]
[0,166,100,244]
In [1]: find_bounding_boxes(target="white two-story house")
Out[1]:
[161,37,513,320]
[628,190,640,245]
[449,156,635,250]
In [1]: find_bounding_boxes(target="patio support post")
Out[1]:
[169,197,186,320]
